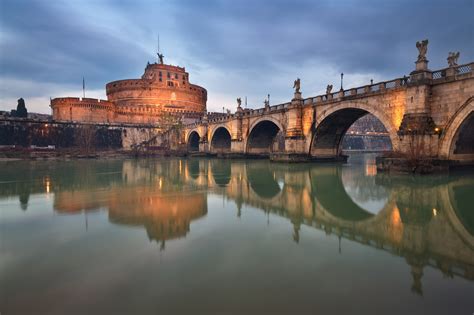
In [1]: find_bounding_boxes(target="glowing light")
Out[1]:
[389,205,403,244]
[365,164,377,176]
[44,177,51,194]
[159,178,163,189]
[432,208,437,216]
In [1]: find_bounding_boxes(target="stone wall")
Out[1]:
[51,98,113,123]
[430,78,474,127]
[0,118,161,150]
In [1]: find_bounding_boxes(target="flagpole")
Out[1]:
[82,77,85,98]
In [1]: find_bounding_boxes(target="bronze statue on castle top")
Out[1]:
[158,52,164,64]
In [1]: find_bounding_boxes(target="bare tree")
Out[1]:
[75,124,96,155]
[406,133,430,173]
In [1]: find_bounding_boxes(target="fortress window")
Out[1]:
[159,78,162,82]
[159,72,162,76]
[175,73,178,79]
[167,72,170,78]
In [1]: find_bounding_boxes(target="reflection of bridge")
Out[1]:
[183,45,473,164]
[182,159,474,294]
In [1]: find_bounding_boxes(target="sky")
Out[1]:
[0,0,473,114]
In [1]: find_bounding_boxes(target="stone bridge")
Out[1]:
[183,46,474,164]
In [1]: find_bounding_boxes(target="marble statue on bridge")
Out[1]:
[447,52,460,67]
[326,84,333,95]
[293,78,301,93]
[416,39,429,62]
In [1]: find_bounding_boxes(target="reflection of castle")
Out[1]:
[108,190,207,249]
[54,187,207,248]
[50,160,208,246]
[50,58,207,125]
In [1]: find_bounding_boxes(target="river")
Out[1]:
[1,154,473,314]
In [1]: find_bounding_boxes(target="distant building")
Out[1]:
[50,59,207,125]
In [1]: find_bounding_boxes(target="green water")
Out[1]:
[1,154,473,314]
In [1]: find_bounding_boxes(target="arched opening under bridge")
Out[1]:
[188,131,200,152]
[311,109,393,158]
[247,120,284,156]
[211,127,231,153]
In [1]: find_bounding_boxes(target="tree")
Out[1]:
[75,124,96,155]
[15,98,28,118]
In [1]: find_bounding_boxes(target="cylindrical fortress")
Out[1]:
[51,61,207,125]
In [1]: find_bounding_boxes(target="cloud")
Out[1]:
[0,0,472,114]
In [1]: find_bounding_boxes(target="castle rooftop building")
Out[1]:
[50,57,207,125]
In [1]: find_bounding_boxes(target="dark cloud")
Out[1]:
[0,0,472,112]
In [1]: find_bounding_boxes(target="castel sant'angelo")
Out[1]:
[50,54,207,125]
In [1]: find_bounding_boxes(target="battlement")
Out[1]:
[51,97,113,107]
[145,62,186,73]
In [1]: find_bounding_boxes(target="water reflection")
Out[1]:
[342,154,389,213]
[1,157,473,298]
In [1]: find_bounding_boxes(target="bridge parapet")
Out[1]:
[307,77,409,107]
[431,62,473,81]
[184,62,472,132]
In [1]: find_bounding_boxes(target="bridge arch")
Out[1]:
[439,97,474,160]
[210,125,232,153]
[308,103,399,157]
[246,117,285,155]
[187,130,200,152]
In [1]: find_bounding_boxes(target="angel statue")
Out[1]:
[326,84,333,95]
[236,97,242,107]
[447,52,460,67]
[416,39,429,62]
[157,52,164,64]
[293,78,301,93]
[264,98,270,109]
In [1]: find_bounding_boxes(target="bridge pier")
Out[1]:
[198,140,209,154]
[231,139,244,153]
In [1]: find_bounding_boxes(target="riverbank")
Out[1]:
[3,147,472,175]
[0,147,187,161]
[375,155,474,174]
